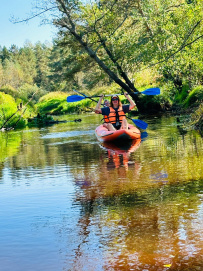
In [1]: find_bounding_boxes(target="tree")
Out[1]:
[34,42,52,89]
[15,0,203,109]
[16,42,37,85]
[0,47,11,63]
[49,36,108,91]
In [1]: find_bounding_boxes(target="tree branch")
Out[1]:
[145,34,203,70]
[11,7,57,24]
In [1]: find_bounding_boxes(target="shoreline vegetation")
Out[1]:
[0,85,202,133]
[1,1,202,133]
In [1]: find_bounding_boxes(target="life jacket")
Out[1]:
[104,106,126,124]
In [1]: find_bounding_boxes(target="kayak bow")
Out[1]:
[95,124,141,142]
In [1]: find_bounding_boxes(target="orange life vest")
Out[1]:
[104,106,126,124]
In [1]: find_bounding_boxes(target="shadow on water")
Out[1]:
[0,114,203,270]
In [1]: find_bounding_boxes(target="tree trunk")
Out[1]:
[56,1,141,108]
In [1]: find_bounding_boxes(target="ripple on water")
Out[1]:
[41,130,95,139]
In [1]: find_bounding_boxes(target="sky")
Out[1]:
[0,0,57,48]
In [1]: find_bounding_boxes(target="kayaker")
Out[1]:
[95,93,136,131]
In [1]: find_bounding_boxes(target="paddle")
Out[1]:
[67,89,148,129]
[127,117,148,129]
[66,87,160,103]
[141,131,148,140]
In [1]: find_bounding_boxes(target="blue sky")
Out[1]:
[0,0,57,48]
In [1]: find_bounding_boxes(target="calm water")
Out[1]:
[0,114,202,271]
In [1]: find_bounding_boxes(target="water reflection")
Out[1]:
[100,139,141,169]
[0,115,203,270]
[72,181,203,271]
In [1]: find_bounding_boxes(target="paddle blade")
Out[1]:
[141,88,160,95]
[132,119,148,129]
[67,95,85,102]
[141,131,148,140]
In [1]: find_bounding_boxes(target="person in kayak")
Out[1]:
[95,93,136,131]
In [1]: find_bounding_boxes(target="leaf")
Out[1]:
[164,264,172,267]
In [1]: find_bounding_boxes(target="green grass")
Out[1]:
[0,92,25,128]
[183,85,203,108]
[0,92,36,129]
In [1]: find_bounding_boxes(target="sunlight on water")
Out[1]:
[41,129,95,139]
[0,114,202,270]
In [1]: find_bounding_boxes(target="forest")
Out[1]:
[0,0,202,131]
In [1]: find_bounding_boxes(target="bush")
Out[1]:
[0,85,19,98]
[0,92,19,128]
[174,84,190,104]
[0,92,34,129]
[184,85,203,108]
[18,83,47,104]
[37,91,69,114]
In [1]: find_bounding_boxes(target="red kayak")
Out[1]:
[95,124,141,142]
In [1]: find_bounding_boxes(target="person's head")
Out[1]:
[104,99,110,107]
[110,95,121,108]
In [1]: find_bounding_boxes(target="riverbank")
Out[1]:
[0,86,202,133]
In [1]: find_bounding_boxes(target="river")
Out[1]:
[0,114,202,271]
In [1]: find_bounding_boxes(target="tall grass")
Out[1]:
[184,86,203,108]
[0,92,24,128]
[37,91,100,114]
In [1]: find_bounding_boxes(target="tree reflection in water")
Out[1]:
[72,179,203,271]
[1,115,203,270]
[69,132,203,270]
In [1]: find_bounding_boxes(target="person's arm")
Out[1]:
[124,92,136,110]
[94,95,104,114]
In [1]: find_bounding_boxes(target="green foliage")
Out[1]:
[184,85,203,108]
[0,92,17,114]
[0,92,36,129]
[18,83,47,103]
[37,91,68,114]
[174,85,190,104]
[34,42,52,89]
[139,95,162,113]
[0,83,45,108]
[0,92,19,128]
[89,84,121,96]
[0,85,19,98]
[0,42,52,93]
[0,0,202,117]
[16,44,37,85]
[37,91,100,114]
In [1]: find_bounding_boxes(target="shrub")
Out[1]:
[37,91,68,114]
[0,92,18,128]
[18,83,47,104]
[174,84,190,104]
[184,85,203,108]
[0,85,19,98]
[0,92,31,129]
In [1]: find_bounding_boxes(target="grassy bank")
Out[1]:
[0,84,202,132]
[0,92,33,130]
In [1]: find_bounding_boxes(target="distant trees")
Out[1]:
[0,0,202,111]
[0,42,52,91]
